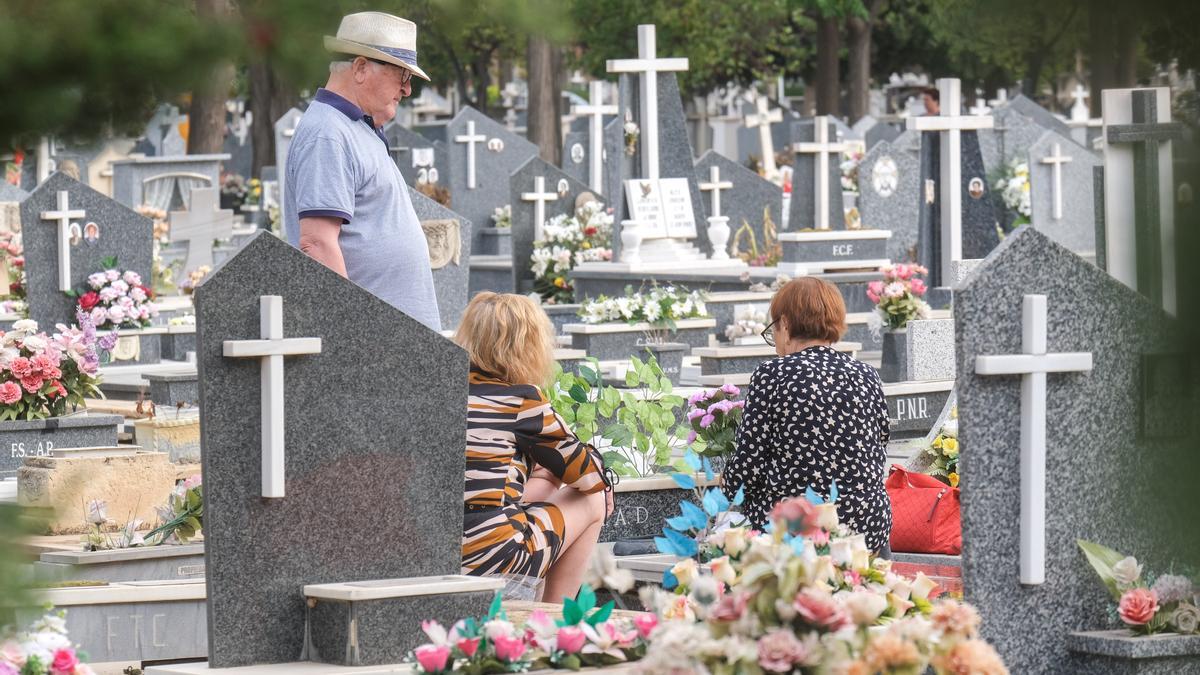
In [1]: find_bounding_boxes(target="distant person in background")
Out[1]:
[922,86,941,116]
[283,12,442,331]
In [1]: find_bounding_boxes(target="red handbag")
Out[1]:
[885,464,962,555]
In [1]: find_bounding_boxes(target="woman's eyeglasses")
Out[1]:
[761,319,777,347]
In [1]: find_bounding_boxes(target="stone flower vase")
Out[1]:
[641,341,688,385]
[878,328,908,383]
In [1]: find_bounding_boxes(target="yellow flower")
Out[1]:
[942,437,959,458]
[581,242,591,249]
[932,437,943,449]
[949,472,960,488]
[554,277,565,288]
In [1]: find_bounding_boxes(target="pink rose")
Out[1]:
[770,497,820,536]
[455,637,480,657]
[50,647,79,674]
[492,635,526,662]
[1119,588,1160,626]
[866,281,884,304]
[555,625,586,654]
[0,381,21,405]
[894,264,912,281]
[793,588,852,632]
[757,628,810,673]
[711,591,751,622]
[633,612,658,639]
[910,278,928,296]
[413,644,450,673]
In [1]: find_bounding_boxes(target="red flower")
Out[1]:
[584,226,598,236]
[50,647,79,674]
[46,380,66,399]
[141,285,156,300]
[78,290,101,311]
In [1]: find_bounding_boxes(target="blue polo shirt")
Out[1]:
[283,88,441,331]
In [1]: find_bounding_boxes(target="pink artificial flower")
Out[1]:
[770,497,820,536]
[183,474,202,489]
[8,357,31,378]
[866,281,884,304]
[20,375,43,394]
[686,430,697,444]
[492,635,527,662]
[757,628,810,673]
[608,623,638,647]
[720,383,741,396]
[555,625,587,654]
[844,569,863,588]
[699,414,715,429]
[810,529,830,547]
[50,647,79,674]
[793,588,852,632]
[455,637,480,658]
[894,263,913,281]
[413,644,450,673]
[687,408,706,422]
[0,639,24,666]
[0,663,18,675]
[1119,588,1160,626]
[0,381,21,405]
[910,278,928,296]
[633,612,658,639]
[711,591,751,622]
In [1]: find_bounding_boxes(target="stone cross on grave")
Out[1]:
[453,120,488,190]
[989,88,1009,108]
[975,294,1092,585]
[698,164,732,219]
[906,78,994,283]
[1039,142,1073,221]
[794,116,847,230]
[968,96,991,117]
[39,190,85,291]
[169,186,235,275]
[1104,88,1184,311]
[1070,84,1090,122]
[745,96,784,178]
[222,295,322,499]
[572,81,618,194]
[607,24,688,181]
[521,176,558,241]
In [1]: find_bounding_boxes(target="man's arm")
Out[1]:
[298,216,348,278]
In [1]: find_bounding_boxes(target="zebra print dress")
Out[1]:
[461,368,607,578]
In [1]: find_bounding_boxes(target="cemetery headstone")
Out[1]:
[410,189,473,330]
[1028,129,1099,255]
[273,107,303,211]
[694,150,782,261]
[20,172,153,328]
[195,232,475,667]
[384,122,446,190]
[735,99,795,167]
[111,155,228,212]
[571,80,619,195]
[168,186,235,275]
[979,106,1066,177]
[509,157,591,294]
[1001,93,1073,140]
[790,116,846,230]
[858,130,922,263]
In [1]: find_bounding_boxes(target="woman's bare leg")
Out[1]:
[523,466,562,503]
[540,488,605,603]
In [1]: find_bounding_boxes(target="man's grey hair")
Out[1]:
[329,60,353,74]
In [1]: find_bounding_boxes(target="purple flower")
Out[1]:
[687,430,697,444]
[98,330,119,352]
[700,414,715,429]
[687,408,706,422]
[721,383,741,397]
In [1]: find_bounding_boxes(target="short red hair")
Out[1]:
[769,277,846,343]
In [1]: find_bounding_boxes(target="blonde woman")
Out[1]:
[456,292,612,602]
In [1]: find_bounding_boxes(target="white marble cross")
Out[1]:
[169,187,235,275]
[1039,143,1073,221]
[521,176,559,241]
[794,116,847,230]
[1070,84,1090,122]
[744,96,783,177]
[989,88,1009,108]
[607,24,688,181]
[906,78,994,283]
[223,295,322,499]
[572,81,618,194]
[39,190,86,292]
[968,94,991,116]
[453,120,487,190]
[974,294,1093,586]
[698,165,733,219]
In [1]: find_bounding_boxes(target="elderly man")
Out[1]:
[283,12,441,331]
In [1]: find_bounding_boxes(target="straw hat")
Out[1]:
[324,12,430,81]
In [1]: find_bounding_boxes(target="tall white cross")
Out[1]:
[1070,84,1090,122]
[1039,143,1073,221]
[572,81,618,194]
[698,165,733,219]
[39,190,85,292]
[794,116,847,230]
[906,78,994,282]
[745,96,783,177]
[521,176,558,241]
[607,24,688,181]
[975,294,1092,585]
[223,296,323,499]
[169,187,235,275]
[454,120,487,190]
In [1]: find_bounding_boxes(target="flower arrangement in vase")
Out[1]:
[490,204,512,229]
[0,610,96,675]
[578,285,707,328]
[840,146,866,194]
[0,312,115,422]
[530,200,613,304]
[684,385,744,459]
[638,491,1010,673]
[75,258,158,330]
[994,157,1032,231]
[623,121,640,156]
[178,265,211,295]
[924,407,960,487]
[1078,540,1200,635]
[867,263,931,331]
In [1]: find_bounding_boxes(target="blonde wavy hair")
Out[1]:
[455,292,556,387]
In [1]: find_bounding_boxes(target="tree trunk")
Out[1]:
[1023,52,1045,98]
[248,60,295,178]
[472,55,490,117]
[815,15,842,116]
[845,1,882,124]
[1114,7,1140,87]
[526,35,561,165]
[1087,0,1115,116]
[188,0,234,155]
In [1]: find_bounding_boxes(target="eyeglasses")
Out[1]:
[366,58,413,85]
[761,319,777,347]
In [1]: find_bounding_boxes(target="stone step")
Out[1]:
[694,341,861,383]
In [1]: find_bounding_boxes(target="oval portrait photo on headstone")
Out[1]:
[968,177,986,199]
[872,156,898,197]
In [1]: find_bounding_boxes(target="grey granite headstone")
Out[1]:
[561,130,590,185]
[0,182,29,202]
[384,122,446,189]
[195,232,469,667]
[956,226,1188,672]
[445,106,539,254]
[0,413,122,476]
[20,172,154,328]
[510,156,593,295]
[735,99,796,166]
[273,108,303,209]
[979,107,1065,176]
[790,118,846,230]
[111,155,228,211]
[409,189,473,330]
[693,150,782,258]
[857,131,922,262]
[602,115,628,258]
[1028,129,1099,255]
[1001,93,1073,140]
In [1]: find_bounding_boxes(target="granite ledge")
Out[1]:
[890,552,962,567]
[41,543,205,565]
[1067,630,1200,659]
[0,413,123,430]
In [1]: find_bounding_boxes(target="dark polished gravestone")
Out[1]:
[20,172,153,328]
[409,189,473,331]
[384,122,447,190]
[955,226,1195,673]
[194,232,471,667]
[445,106,539,254]
[694,150,782,259]
[858,130,923,263]
[509,156,595,295]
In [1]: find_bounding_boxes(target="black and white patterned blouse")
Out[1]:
[722,345,892,551]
